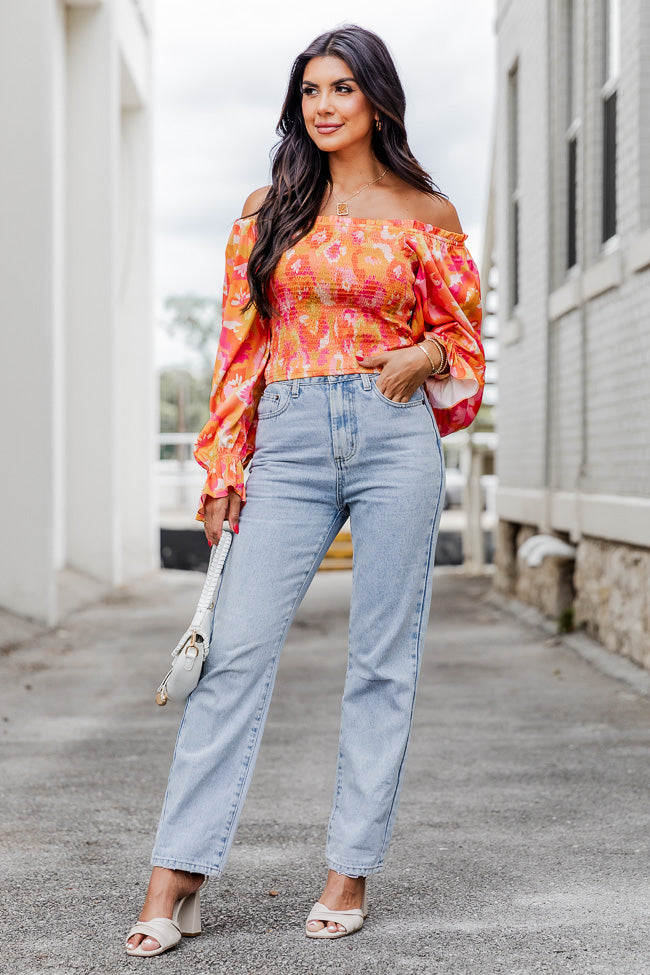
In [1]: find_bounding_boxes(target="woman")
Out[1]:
[126,24,484,956]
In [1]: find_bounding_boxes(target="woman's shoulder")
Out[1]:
[240,185,272,219]
[401,190,463,234]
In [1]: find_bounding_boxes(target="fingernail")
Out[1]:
[355,353,364,360]
[208,540,213,547]
[234,525,239,534]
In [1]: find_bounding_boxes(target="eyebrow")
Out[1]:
[301,77,356,87]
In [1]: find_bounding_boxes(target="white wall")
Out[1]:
[494,0,550,495]
[495,0,650,545]
[0,0,155,624]
[0,0,65,622]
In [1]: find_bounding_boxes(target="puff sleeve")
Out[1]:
[193,217,270,519]
[406,229,485,437]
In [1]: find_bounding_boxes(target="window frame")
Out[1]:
[565,0,580,271]
[600,0,619,245]
[507,60,521,313]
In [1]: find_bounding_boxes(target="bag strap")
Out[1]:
[190,526,233,628]
[169,526,233,659]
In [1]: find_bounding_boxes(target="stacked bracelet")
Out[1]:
[417,337,448,376]
[416,342,436,374]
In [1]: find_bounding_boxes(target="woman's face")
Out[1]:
[301,56,377,153]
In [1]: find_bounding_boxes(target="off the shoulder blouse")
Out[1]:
[194,214,485,515]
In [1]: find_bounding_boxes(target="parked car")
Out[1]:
[444,469,498,512]
[444,467,465,508]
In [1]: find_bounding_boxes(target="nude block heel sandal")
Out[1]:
[305,890,369,939]
[174,886,202,937]
[125,879,207,957]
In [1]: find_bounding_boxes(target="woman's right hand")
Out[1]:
[204,490,241,545]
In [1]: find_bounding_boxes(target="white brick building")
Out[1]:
[493,0,650,668]
[0,0,156,625]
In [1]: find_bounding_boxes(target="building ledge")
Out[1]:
[502,313,523,345]
[497,486,650,548]
[581,247,623,301]
[627,227,650,274]
[548,276,581,320]
[549,231,650,322]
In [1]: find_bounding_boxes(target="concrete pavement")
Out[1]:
[0,568,648,975]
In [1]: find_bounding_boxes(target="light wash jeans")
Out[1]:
[151,373,445,878]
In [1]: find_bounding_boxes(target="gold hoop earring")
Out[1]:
[375,118,382,132]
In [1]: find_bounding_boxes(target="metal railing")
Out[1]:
[157,433,202,512]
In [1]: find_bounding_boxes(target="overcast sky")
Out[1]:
[153,0,497,367]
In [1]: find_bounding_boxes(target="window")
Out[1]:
[601,0,619,243]
[565,0,579,269]
[641,8,650,229]
[567,136,578,267]
[508,62,520,311]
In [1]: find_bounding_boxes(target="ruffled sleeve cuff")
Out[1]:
[423,335,480,410]
[196,452,246,522]
[424,374,480,410]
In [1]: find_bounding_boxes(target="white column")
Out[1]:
[0,0,66,624]
[116,0,157,579]
[65,2,122,583]
[117,97,157,579]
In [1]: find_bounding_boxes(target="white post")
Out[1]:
[117,97,157,579]
[65,2,122,583]
[463,443,485,573]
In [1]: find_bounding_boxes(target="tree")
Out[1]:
[163,294,222,378]
[159,294,222,461]
[160,369,212,432]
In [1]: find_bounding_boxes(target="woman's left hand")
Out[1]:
[355,346,433,403]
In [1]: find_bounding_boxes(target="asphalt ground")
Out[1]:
[0,568,648,975]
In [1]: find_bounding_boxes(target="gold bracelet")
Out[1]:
[416,342,436,375]
[424,337,448,375]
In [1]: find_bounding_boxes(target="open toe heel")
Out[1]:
[125,877,208,956]
[305,890,369,939]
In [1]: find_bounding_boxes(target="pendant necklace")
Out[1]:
[329,168,388,216]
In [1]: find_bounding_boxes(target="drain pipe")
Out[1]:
[576,0,589,528]
[543,0,554,533]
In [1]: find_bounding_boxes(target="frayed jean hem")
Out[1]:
[151,855,223,877]
[151,854,382,880]
[326,858,384,878]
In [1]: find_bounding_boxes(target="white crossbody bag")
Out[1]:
[155,525,234,706]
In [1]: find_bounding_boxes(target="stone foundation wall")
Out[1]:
[493,520,519,594]
[574,537,650,670]
[495,521,575,619]
[495,520,650,670]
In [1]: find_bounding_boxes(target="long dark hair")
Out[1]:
[246,25,445,318]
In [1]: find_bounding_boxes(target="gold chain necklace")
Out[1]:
[329,168,388,216]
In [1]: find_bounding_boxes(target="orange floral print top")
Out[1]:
[194,214,484,516]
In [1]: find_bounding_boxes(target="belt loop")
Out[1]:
[361,372,371,391]
[291,378,300,397]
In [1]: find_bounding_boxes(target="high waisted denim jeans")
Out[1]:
[151,373,445,878]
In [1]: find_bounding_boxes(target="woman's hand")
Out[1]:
[204,489,241,545]
[355,345,436,402]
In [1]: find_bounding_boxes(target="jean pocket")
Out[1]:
[256,382,291,419]
[370,379,425,409]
